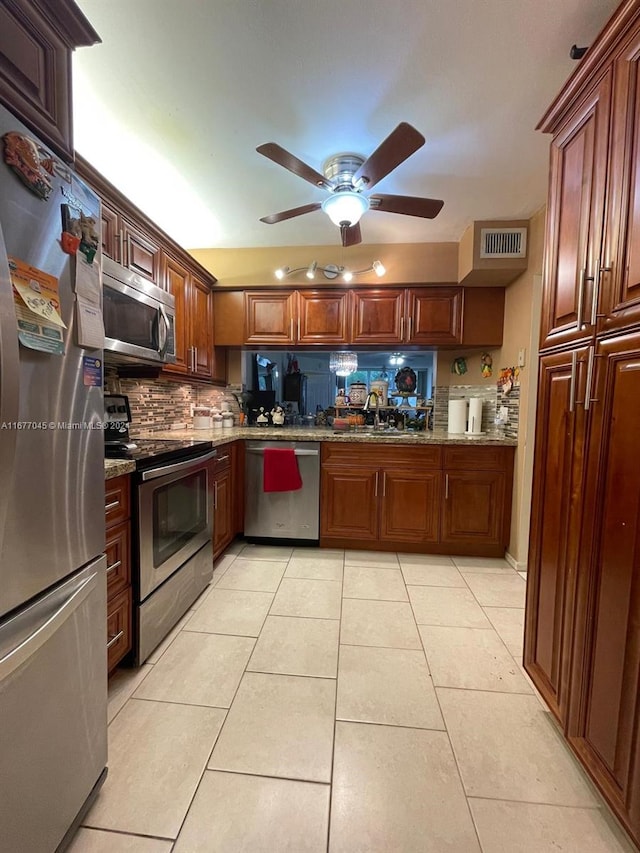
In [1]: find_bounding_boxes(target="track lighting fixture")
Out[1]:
[273,260,386,282]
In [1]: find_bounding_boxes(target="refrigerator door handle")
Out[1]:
[0,570,98,681]
[0,224,20,553]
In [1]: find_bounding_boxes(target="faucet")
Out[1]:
[363,391,381,428]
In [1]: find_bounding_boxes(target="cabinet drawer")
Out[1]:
[443,446,511,471]
[213,448,232,475]
[105,475,130,527]
[105,521,131,602]
[107,588,132,672]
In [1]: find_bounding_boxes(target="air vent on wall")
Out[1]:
[458,220,529,286]
[480,227,527,259]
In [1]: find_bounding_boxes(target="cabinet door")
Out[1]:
[379,470,441,544]
[100,203,121,262]
[213,467,233,558]
[440,470,507,551]
[406,287,462,344]
[0,0,97,161]
[320,468,378,541]
[162,254,189,374]
[540,74,611,350]
[568,331,640,824]
[601,32,640,334]
[245,292,296,344]
[524,347,590,724]
[350,289,405,344]
[297,290,349,344]
[190,275,213,378]
[122,220,161,284]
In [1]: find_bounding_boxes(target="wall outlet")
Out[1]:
[518,348,526,368]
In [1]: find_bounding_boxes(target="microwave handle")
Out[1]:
[158,305,169,356]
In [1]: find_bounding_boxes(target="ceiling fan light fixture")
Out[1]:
[322,191,369,227]
[389,352,405,365]
[372,260,386,277]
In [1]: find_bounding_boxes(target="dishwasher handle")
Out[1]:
[246,446,319,457]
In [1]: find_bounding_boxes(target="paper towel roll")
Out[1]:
[468,397,483,434]
[448,399,467,434]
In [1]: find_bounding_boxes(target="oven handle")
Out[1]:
[140,449,218,481]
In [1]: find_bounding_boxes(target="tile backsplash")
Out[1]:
[433,384,520,439]
[109,372,239,436]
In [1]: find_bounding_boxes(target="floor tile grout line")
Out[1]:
[466,793,606,811]
[404,559,486,853]
[334,716,446,733]
[206,766,332,787]
[326,550,345,853]
[78,825,176,843]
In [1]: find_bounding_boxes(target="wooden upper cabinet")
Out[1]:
[121,219,161,284]
[190,275,213,378]
[100,203,121,262]
[601,30,640,334]
[0,0,99,162]
[245,291,297,344]
[350,288,405,344]
[540,73,611,350]
[406,287,462,344]
[297,290,349,344]
[163,254,190,375]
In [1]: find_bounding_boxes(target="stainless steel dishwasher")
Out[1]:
[244,441,320,540]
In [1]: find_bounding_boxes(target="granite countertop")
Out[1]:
[134,426,518,447]
[105,458,136,480]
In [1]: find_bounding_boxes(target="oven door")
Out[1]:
[137,450,216,601]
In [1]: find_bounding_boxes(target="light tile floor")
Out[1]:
[69,544,635,853]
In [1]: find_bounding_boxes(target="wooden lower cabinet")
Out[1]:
[320,442,513,554]
[105,474,132,674]
[213,442,243,560]
[565,331,640,842]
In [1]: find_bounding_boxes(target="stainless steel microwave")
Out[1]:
[102,256,176,365]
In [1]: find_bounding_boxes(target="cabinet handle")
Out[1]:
[569,350,577,413]
[298,317,301,341]
[105,500,120,512]
[584,346,600,411]
[106,559,122,576]
[118,230,124,262]
[194,346,198,370]
[577,269,587,329]
[400,316,404,341]
[406,316,412,340]
[445,473,449,499]
[217,455,230,464]
[374,471,379,498]
[214,480,218,510]
[382,471,386,497]
[290,318,294,340]
[592,263,612,324]
[107,630,124,650]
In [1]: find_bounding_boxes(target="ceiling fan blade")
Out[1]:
[260,202,322,224]
[353,123,425,190]
[369,194,444,219]
[256,143,331,189]
[341,222,362,247]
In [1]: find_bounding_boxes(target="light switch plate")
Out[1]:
[518,348,526,367]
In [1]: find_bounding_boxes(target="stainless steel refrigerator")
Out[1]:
[0,104,107,851]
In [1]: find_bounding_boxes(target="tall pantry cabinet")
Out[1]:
[524,2,640,846]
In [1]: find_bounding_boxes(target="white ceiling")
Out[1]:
[72,0,617,250]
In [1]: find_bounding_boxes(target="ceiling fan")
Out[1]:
[257,122,444,247]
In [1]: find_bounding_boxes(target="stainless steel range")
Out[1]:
[108,433,217,664]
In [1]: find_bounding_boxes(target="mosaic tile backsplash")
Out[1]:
[433,384,520,439]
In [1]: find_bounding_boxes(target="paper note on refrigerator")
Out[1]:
[76,295,105,349]
[74,255,101,305]
[9,257,66,355]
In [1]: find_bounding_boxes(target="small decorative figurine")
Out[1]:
[256,406,269,426]
[481,353,493,378]
[271,403,285,426]
[335,389,348,407]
